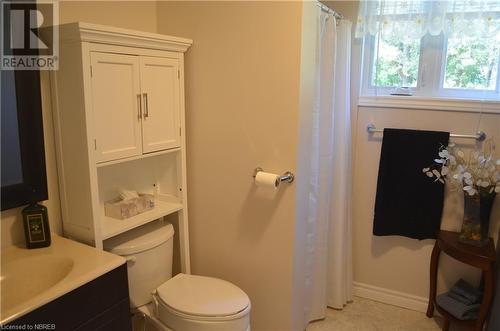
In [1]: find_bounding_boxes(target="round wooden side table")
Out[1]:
[426,230,496,331]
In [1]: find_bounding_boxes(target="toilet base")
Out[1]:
[133,303,172,331]
[133,304,250,331]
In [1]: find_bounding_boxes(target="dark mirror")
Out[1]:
[1,55,48,210]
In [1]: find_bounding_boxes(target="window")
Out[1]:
[444,36,499,91]
[371,30,421,88]
[356,0,500,100]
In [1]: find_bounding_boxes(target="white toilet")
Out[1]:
[104,222,251,331]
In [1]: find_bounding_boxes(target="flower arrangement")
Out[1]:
[423,142,500,196]
[424,142,499,245]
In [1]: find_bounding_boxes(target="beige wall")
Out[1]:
[59,1,157,32]
[156,2,302,330]
[1,1,158,247]
[323,0,359,21]
[353,107,500,303]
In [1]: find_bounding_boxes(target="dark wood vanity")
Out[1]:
[5,264,131,331]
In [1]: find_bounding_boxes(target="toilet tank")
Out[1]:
[104,222,174,308]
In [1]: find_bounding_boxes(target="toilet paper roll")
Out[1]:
[255,171,280,189]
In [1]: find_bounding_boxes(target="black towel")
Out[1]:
[373,128,450,240]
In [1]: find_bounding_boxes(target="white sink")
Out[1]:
[1,256,74,310]
[0,235,125,325]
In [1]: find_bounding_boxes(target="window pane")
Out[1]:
[444,37,499,91]
[371,32,420,88]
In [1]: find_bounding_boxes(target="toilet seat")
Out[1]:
[152,274,251,331]
[156,273,250,317]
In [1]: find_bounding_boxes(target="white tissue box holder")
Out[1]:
[104,194,155,220]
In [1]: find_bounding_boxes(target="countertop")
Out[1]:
[0,234,125,325]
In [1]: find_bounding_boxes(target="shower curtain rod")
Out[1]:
[317,2,344,20]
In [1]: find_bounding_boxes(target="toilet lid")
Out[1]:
[156,274,250,317]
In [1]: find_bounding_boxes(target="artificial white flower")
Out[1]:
[423,142,499,197]
[439,150,450,159]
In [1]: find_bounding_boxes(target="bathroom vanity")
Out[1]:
[1,235,130,330]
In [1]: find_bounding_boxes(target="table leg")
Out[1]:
[442,317,450,331]
[427,241,441,318]
[474,268,494,331]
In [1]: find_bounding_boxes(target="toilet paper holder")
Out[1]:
[253,167,295,184]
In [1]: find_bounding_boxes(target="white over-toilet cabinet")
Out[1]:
[91,53,181,162]
[51,23,192,272]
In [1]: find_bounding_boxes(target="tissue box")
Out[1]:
[105,194,155,220]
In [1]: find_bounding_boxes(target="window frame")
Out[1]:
[437,36,500,99]
[361,30,500,101]
[361,33,425,97]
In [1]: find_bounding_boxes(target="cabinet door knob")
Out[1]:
[137,94,142,120]
[143,93,149,119]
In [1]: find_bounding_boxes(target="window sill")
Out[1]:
[358,96,500,114]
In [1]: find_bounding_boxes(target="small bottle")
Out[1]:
[22,203,51,249]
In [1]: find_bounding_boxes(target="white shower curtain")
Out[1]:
[298,8,353,324]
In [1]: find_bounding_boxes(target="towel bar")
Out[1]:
[366,124,487,141]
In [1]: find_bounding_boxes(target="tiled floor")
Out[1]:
[306,296,467,331]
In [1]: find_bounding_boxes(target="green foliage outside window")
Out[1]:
[372,33,420,88]
[444,37,499,90]
[371,32,500,91]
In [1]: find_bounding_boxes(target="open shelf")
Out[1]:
[96,147,181,168]
[434,300,476,329]
[427,231,496,331]
[101,199,183,240]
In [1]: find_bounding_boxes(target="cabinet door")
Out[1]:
[91,52,142,163]
[140,56,181,153]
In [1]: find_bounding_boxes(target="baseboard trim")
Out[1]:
[353,282,429,313]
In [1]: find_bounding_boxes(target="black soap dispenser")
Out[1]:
[22,202,51,249]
